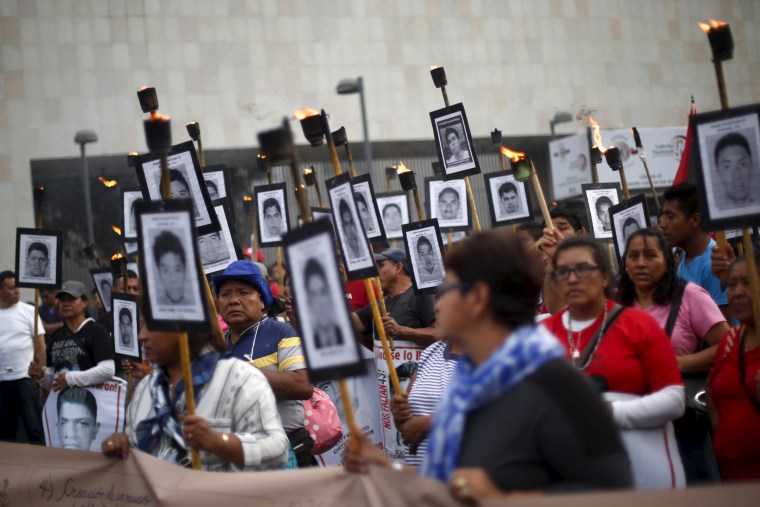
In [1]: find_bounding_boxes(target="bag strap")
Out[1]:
[738,328,760,415]
[664,284,687,338]
[577,304,626,369]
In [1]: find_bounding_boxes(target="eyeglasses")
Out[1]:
[435,281,472,301]
[552,263,600,281]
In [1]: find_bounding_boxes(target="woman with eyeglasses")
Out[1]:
[542,236,686,489]
[345,232,631,502]
[707,252,760,480]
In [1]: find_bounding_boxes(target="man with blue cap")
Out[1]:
[214,260,315,467]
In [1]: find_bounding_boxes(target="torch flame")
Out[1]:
[98,176,118,188]
[110,252,124,261]
[430,65,440,70]
[257,153,267,159]
[588,116,606,152]
[396,162,411,174]
[304,167,313,175]
[698,21,711,32]
[128,151,138,157]
[293,109,319,120]
[500,146,525,163]
[699,18,726,32]
[242,195,253,202]
[139,85,151,91]
[149,113,170,122]
[111,225,122,236]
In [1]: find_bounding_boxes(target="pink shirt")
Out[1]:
[633,282,725,356]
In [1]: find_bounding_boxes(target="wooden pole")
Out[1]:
[591,163,600,185]
[196,137,205,168]
[640,158,661,211]
[314,182,325,208]
[412,188,425,222]
[321,112,401,394]
[338,378,360,451]
[344,144,357,178]
[712,59,731,254]
[32,199,43,378]
[159,151,201,471]
[619,168,630,200]
[529,160,553,227]
[742,228,760,334]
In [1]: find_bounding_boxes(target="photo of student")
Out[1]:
[57,387,100,451]
[304,258,345,349]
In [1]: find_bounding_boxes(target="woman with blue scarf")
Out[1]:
[101,322,289,471]
[345,232,632,501]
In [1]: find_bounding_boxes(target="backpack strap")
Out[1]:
[664,283,687,338]
[577,304,626,370]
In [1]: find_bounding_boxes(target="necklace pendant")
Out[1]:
[572,350,580,359]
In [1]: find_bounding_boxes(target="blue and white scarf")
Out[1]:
[421,324,565,482]
[135,351,223,465]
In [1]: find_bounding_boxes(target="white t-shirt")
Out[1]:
[0,302,45,381]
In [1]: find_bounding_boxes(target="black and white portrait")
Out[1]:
[609,194,651,262]
[136,200,209,331]
[203,165,228,200]
[311,207,333,225]
[430,103,481,179]
[484,172,533,226]
[255,183,289,247]
[582,183,622,240]
[200,200,242,276]
[42,379,126,451]
[112,295,139,359]
[376,192,410,240]
[283,220,364,382]
[122,190,143,240]
[426,177,470,231]
[327,174,375,278]
[352,174,386,241]
[90,269,114,314]
[695,107,760,229]
[15,228,62,289]
[402,219,446,293]
[135,141,219,235]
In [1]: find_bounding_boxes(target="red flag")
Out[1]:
[672,97,697,186]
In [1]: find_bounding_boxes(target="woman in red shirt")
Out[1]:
[708,252,760,480]
[542,236,686,489]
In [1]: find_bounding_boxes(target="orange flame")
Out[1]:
[396,162,411,174]
[128,151,138,157]
[303,167,313,175]
[110,252,124,261]
[257,153,267,159]
[139,85,151,91]
[588,116,606,152]
[242,195,253,202]
[698,21,710,33]
[98,176,118,188]
[111,225,122,236]
[149,113,170,122]
[430,65,440,70]
[294,109,319,120]
[699,18,727,33]
[500,146,525,163]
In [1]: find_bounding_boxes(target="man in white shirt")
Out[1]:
[0,270,46,444]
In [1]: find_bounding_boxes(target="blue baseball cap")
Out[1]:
[213,260,274,310]
[374,248,412,276]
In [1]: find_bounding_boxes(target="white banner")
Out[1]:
[550,127,687,200]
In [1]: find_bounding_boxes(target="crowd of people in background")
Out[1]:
[1,181,759,502]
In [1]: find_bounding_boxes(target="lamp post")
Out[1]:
[549,111,574,138]
[336,76,372,173]
[74,129,98,246]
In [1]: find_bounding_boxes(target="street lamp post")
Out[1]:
[74,130,98,246]
[336,76,372,173]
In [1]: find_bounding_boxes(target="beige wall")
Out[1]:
[1,0,759,269]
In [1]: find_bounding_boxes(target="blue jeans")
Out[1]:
[0,378,45,444]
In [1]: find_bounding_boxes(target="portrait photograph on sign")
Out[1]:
[202,164,229,200]
[90,268,114,314]
[200,199,243,276]
[15,228,62,289]
[136,200,209,331]
[255,182,289,247]
[112,294,140,360]
[122,189,143,240]
[609,194,652,262]
[42,380,126,451]
[484,171,534,227]
[582,182,622,240]
[429,102,480,179]
[283,220,365,382]
[326,173,377,280]
[402,219,446,294]
[135,140,220,235]
[425,177,470,231]
[375,192,410,240]
[692,104,760,230]
[352,173,386,241]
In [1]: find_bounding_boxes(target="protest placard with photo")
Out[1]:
[15,228,62,289]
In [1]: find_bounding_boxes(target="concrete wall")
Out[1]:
[2,0,759,270]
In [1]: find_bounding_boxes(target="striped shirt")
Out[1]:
[227,317,307,432]
[405,340,458,467]
[126,357,289,472]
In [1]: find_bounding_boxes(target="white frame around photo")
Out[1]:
[375,192,410,240]
[90,268,114,314]
[425,177,470,231]
[283,219,365,382]
[136,200,209,332]
[15,228,62,289]
[112,294,140,360]
[202,164,229,200]
[122,190,143,240]
[352,173,386,241]
[484,171,534,227]
[609,194,652,262]
[200,199,243,276]
[582,182,622,240]
[402,219,446,294]
[255,183,289,247]
[429,102,481,179]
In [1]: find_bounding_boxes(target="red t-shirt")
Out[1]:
[345,279,377,312]
[709,326,760,480]
[542,300,683,395]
